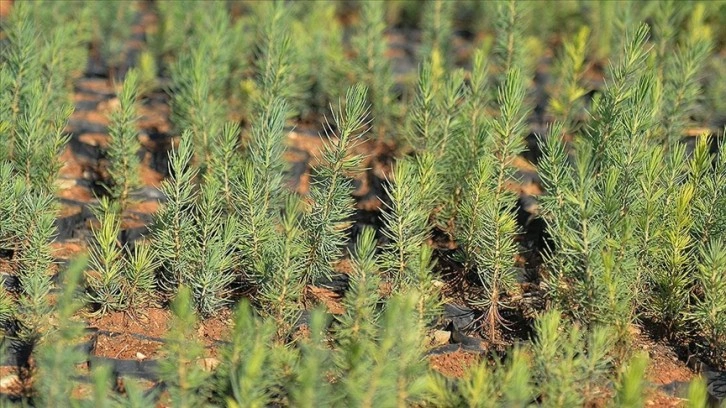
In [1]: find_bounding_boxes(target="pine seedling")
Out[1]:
[86,363,116,408]
[465,47,492,129]
[380,154,438,289]
[382,154,441,325]
[289,310,333,408]
[596,69,655,331]
[234,159,282,281]
[169,3,236,170]
[420,0,454,77]
[290,1,347,116]
[372,292,431,407]
[86,197,126,314]
[1,3,42,156]
[614,352,649,408]
[332,227,382,405]
[690,134,726,245]
[15,190,58,342]
[233,99,290,280]
[149,0,204,70]
[686,377,709,408]
[152,130,198,292]
[158,286,210,408]
[352,1,397,140]
[462,45,492,131]
[123,241,158,310]
[690,239,726,361]
[650,0,683,66]
[170,49,226,169]
[493,0,531,81]
[545,145,614,326]
[498,347,534,408]
[251,1,302,117]
[656,6,713,148]
[193,2,235,97]
[411,66,466,229]
[548,26,590,134]
[257,196,306,339]
[223,300,276,408]
[379,153,441,326]
[0,162,25,250]
[336,292,431,407]
[89,0,135,78]
[406,62,436,153]
[301,84,370,282]
[210,122,243,214]
[154,151,237,315]
[648,174,695,332]
[243,98,289,214]
[455,68,527,340]
[86,198,158,315]
[632,144,667,292]
[34,256,88,407]
[32,0,90,103]
[447,48,493,221]
[106,69,142,211]
[465,177,520,341]
[11,79,72,193]
[489,66,529,184]
[187,175,237,316]
[1,4,77,191]
[531,310,614,407]
[585,23,651,169]
[407,61,466,158]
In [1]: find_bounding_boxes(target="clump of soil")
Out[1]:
[428,349,481,378]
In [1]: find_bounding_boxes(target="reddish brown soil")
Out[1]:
[88,308,170,360]
[58,147,85,180]
[58,186,94,203]
[307,286,345,315]
[0,0,12,18]
[50,240,87,261]
[0,366,23,398]
[636,332,694,407]
[87,307,232,361]
[94,332,164,360]
[428,349,481,378]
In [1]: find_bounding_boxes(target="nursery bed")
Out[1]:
[44,4,712,406]
[2,0,725,406]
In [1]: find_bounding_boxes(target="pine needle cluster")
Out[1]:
[106,69,143,210]
[352,1,397,140]
[86,198,157,314]
[0,1,81,193]
[152,132,237,316]
[301,84,370,282]
[88,0,135,77]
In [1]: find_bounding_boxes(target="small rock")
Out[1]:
[627,324,641,336]
[432,330,452,345]
[0,374,20,389]
[199,357,220,372]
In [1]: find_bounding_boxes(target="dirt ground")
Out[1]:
[1,1,714,405]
